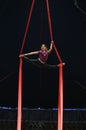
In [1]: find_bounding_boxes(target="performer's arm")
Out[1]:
[19,51,39,57]
[48,40,54,54]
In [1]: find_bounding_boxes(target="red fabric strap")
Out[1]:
[45,1,64,130]
[17,1,35,130]
[20,0,35,54]
[57,64,63,130]
[45,0,62,63]
[17,58,22,130]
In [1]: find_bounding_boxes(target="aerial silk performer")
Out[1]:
[19,41,64,68]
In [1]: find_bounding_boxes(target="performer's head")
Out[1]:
[41,44,48,51]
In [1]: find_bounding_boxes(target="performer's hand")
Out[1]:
[51,41,54,48]
[19,54,24,58]
[51,40,54,45]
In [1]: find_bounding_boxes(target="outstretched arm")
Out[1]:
[47,40,54,54]
[19,51,39,57]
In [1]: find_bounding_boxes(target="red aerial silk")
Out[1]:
[17,1,35,130]
[17,58,22,130]
[45,1,63,130]
[57,64,63,130]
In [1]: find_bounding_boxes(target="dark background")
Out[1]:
[0,0,86,108]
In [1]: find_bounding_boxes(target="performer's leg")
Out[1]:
[23,56,58,69]
[43,63,58,69]
[23,57,44,68]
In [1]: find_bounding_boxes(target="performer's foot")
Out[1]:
[57,62,65,67]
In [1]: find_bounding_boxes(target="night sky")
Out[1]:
[0,0,86,108]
